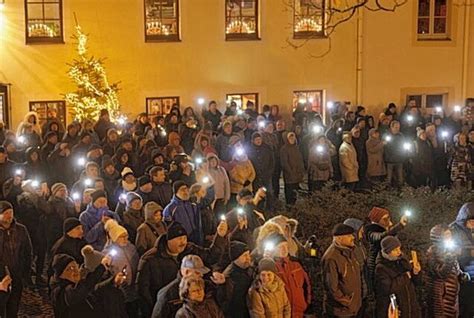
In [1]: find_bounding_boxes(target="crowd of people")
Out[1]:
[0,99,471,317]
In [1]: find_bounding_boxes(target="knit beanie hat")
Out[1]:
[81,245,105,271]
[63,217,81,234]
[229,241,250,262]
[0,201,13,214]
[104,219,128,242]
[52,254,75,277]
[121,167,134,179]
[343,218,365,233]
[332,223,355,236]
[51,183,67,197]
[167,222,188,241]
[258,258,277,274]
[381,236,401,254]
[173,180,187,194]
[90,189,107,203]
[144,201,162,221]
[368,207,390,223]
[125,192,142,208]
[138,175,151,187]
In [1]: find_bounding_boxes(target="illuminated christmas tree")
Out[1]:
[65,25,120,122]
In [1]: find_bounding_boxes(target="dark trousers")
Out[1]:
[272,164,281,197]
[284,183,299,205]
[0,281,23,318]
[459,283,474,318]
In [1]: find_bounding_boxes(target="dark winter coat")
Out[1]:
[122,207,144,244]
[280,141,305,184]
[450,203,474,278]
[149,181,173,208]
[45,196,77,248]
[223,262,254,318]
[163,196,201,245]
[79,204,121,250]
[384,132,407,164]
[321,242,362,317]
[176,298,225,318]
[0,220,33,282]
[412,138,434,176]
[375,255,421,318]
[248,143,275,186]
[49,235,87,278]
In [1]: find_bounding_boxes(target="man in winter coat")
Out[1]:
[321,223,362,318]
[122,192,144,244]
[136,175,153,204]
[149,166,173,208]
[203,101,223,132]
[47,143,74,187]
[365,207,407,288]
[0,148,15,199]
[375,236,421,318]
[49,253,127,318]
[366,128,386,181]
[94,109,116,142]
[450,202,474,318]
[0,201,33,317]
[79,190,121,250]
[135,201,167,256]
[384,120,407,187]
[137,222,228,316]
[163,181,202,245]
[100,158,120,208]
[280,132,305,205]
[151,254,231,318]
[223,241,254,318]
[215,121,237,163]
[339,131,359,190]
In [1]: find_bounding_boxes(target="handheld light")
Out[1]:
[403,142,412,151]
[316,145,324,153]
[298,98,307,104]
[17,136,26,144]
[444,239,456,250]
[220,214,226,221]
[197,98,205,106]
[385,135,392,142]
[109,249,118,257]
[435,106,443,113]
[31,180,40,188]
[441,130,449,139]
[84,178,92,186]
[237,207,244,215]
[404,210,412,217]
[264,241,274,251]
[72,192,80,200]
[15,169,23,176]
[202,176,210,184]
[406,115,414,122]
[327,101,334,109]
[77,157,86,167]
[454,105,461,112]
[258,121,266,128]
[312,125,323,134]
[236,147,245,156]
[195,157,203,165]
[119,193,127,201]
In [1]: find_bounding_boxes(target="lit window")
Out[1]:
[293,0,325,39]
[225,0,259,41]
[226,93,259,111]
[25,0,64,44]
[29,100,67,127]
[145,0,180,42]
[293,90,323,113]
[417,0,449,40]
[146,97,180,115]
[406,93,448,113]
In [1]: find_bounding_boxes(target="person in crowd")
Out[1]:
[122,192,144,244]
[375,236,422,318]
[41,107,65,139]
[410,127,434,187]
[138,221,227,316]
[223,241,253,318]
[0,201,32,317]
[450,132,471,189]
[101,157,120,207]
[384,120,406,187]
[366,128,386,182]
[248,257,291,318]
[307,135,335,191]
[206,153,230,214]
[228,146,256,204]
[450,202,474,317]
[149,166,173,208]
[321,223,362,318]
[280,132,305,204]
[151,254,230,318]
[215,121,236,163]
[17,111,41,138]
[365,207,408,287]
[176,275,225,318]
[203,101,223,132]
[79,189,121,250]
[103,220,140,316]
[339,131,359,190]
[135,201,166,256]
[248,132,274,211]
[94,109,116,142]
[47,142,74,187]
[169,154,196,186]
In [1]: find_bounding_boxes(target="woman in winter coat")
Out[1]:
[426,224,467,318]
[179,117,199,155]
[103,220,140,316]
[307,135,335,191]
[450,132,471,189]
[375,236,421,318]
[339,131,359,189]
[247,258,291,318]
[279,132,305,204]
[229,150,256,202]
[135,201,167,256]
[366,128,386,181]
[122,192,144,244]
[17,111,42,137]
[207,153,231,213]
[191,135,217,160]
[176,276,224,318]
[102,128,120,157]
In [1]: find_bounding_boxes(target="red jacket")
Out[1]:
[275,257,312,318]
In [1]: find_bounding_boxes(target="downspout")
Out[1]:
[461,0,471,103]
[355,7,364,106]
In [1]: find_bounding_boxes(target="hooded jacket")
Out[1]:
[135,210,167,256]
[79,204,121,250]
[207,153,231,201]
[450,202,474,277]
[229,157,256,194]
[17,111,42,137]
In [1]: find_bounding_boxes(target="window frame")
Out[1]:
[0,84,11,129]
[24,0,64,44]
[226,93,259,112]
[417,0,450,41]
[146,96,180,116]
[293,0,326,39]
[144,0,181,43]
[406,93,448,114]
[225,0,260,41]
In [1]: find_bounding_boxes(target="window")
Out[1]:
[293,0,325,38]
[406,93,448,114]
[226,93,259,111]
[29,100,67,127]
[146,97,180,115]
[417,0,449,40]
[144,0,180,42]
[0,84,11,129]
[293,90,323,113]
[225,0,259,41]
[25,0,63,44]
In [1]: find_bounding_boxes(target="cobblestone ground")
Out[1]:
[18,286,54,317]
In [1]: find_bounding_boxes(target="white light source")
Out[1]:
[119,193,127,201]
[454,105,462,112]
[308,97,314,103]
[202,176,210,184]
[316,145,324,153]
[435,106,443,113]
[84,178,92,186]
[195,157,203,165]
[15,169,23,176]
[237,108,244,115]
[261,187,267,192]
[312,125,323,134]
[337,127,342,132]
[117,115,127,126]
[385,135,392,142]
[72,192,80,200]
[444,239,456,250]
[403,142,412,151]
[264,241,275,251]
[31,180,40,188]
[77,157,86,167]
[17,136,26,144]
[298,97,307,104]
[406,115,414,122]
[160,130,167,137]
[404,210,412,217]
[197,98,205,106]
[109,249,118,257]
[237,208,244,215]
[441,130,449,139]
[236,147,245,157]
[220,214,226,221]
[258,121,266,128]
[327,101,334,109]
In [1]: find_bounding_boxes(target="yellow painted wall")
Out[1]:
[0,0,472,128]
